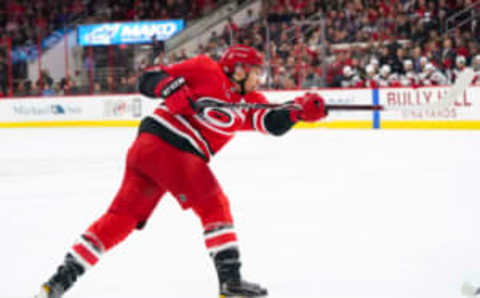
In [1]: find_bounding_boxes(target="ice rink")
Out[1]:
[1,127,480,298]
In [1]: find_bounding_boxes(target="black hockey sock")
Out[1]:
[213,248,242,284]
[48,253,85,292]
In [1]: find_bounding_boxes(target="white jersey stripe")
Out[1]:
[193,115,235,136]
[253,109,268,134]
[204,227,235,240]
[175,115,213,157]
[149,114,207,157]
[68,250,93,270]
[77,237,102,259]
[207,242,239,256]
[83,232,105,252]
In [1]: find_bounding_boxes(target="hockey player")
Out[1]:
[370,57,380,72]
[471,55,480,86]
[421,63,449,86]
[473,55,480,71]
[364,64,379,88]
[340,65,362,88]
[374,65,393,87]
[417,57,429,83]
[448,55,466,83]
[34,45,327,298]
[399,59,419,87]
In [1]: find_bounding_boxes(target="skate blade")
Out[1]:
[34,285,50,298]
[220,295,267,298]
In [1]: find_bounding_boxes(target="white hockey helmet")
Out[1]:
[420,56,428,65]
[456,55,466,65]
[474,55,480,62]
[343,65,353,77]
[366,64,375,74]
[380,64,391,76]
[370,57,379,66]
[425,63,435,72]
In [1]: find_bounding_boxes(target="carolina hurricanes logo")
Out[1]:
[204,107,234,128]
[195,97,243,132]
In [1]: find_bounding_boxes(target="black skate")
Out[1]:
[34,253,85,298]
[35,282,64,298]
[214,248,268,298]
[220,279,268,297]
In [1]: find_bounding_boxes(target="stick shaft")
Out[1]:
[195,102,383,111]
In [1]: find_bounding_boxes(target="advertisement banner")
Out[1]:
[103,96,143,119]
[1,88,480,129]
[378,86,480,128]
[78,20,184,46]
[0,97,94,122]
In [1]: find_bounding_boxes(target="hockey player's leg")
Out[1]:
[193,192,267,297]
[36,145,166,298]
[35,212,138,298]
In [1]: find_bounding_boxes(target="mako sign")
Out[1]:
[77,20,184,46]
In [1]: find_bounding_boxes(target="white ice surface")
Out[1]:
[1,127,480,298]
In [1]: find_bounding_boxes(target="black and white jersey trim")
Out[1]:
[138,116,209,161]
[175,114,214,156]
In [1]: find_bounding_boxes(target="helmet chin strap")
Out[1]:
[236,76,247,95]
[228,70,248,95]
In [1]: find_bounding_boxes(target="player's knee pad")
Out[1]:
[86,212,138,251]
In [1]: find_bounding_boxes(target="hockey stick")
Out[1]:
[195,101,383,111]
[196,68,475,112]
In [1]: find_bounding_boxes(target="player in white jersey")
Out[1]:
[400,59,419,87]
[374,65,393,87]
[364,64,379,88]
[340,65,362,88]
[472,55,480,86]
[418,56,429,83]
[421,63,449,86]
[447,55,466,83]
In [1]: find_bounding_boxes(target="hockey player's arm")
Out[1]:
[137,65,196,115]
[246,93,327,136]
[137,66,186,99]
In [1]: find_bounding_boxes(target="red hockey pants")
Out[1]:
[86,132,233,251]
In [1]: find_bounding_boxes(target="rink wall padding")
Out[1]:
[1,87,480,129]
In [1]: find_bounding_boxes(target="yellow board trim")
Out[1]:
[381,121,480,130]
[2,120,480,130]
[0,120,373,129]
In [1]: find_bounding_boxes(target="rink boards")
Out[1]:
[1,86,480,129]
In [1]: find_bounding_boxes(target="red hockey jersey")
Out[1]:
[141,55,287,162]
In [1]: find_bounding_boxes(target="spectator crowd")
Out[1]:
[1,0,480,97]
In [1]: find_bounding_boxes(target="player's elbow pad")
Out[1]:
[138,70,186,99]
[264,110,295,136]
